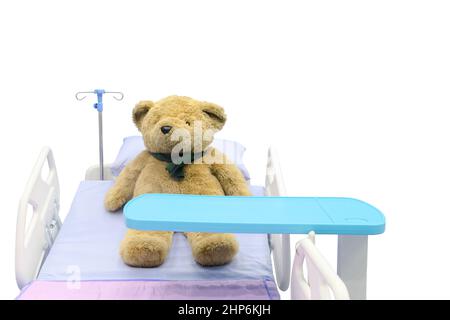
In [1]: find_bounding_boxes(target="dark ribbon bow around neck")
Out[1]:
[150,151,205,181]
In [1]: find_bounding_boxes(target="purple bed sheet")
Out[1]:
[18,279,279,300]
[18,181,279,300]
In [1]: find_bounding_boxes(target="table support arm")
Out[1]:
[337,235,368,300]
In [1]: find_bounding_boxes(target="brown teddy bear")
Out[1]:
[104,95,251,267]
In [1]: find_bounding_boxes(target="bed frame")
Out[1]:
[16,146,354,300]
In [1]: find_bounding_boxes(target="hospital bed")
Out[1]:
[15,142,384,300]
[15,91,385,300]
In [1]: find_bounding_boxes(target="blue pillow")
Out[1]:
[111,136,251,180]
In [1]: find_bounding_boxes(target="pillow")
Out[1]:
[111,136,251,180]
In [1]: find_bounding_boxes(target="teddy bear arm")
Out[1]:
[210,163,251,196]
[104,151,150,212]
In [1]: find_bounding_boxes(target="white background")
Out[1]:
[1,0,450,300]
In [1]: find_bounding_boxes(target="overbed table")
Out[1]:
[124,194,386,299]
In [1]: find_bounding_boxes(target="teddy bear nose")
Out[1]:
[160,126,172,134]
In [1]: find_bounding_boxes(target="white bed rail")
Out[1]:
[16,147,61,289]
[291,232,349,300]
[265,146,291,291]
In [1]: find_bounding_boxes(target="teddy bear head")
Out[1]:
[132,95,227,154]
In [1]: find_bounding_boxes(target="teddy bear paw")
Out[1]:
[104,188,128,212]
[120,234,169,267]
[191,234,239,266]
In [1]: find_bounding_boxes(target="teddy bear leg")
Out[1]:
[120,229,173,267]
[185,232,239,266]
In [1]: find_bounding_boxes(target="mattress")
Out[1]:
[19,180,279,300]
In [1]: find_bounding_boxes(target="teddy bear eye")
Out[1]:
[186,121,191,126]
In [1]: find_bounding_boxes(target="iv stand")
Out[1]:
[75,89,124,180]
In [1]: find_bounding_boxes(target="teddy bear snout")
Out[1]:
[160,126,172,135]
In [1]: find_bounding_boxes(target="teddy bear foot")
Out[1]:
[120,230,172,267]
[189,233,239,266]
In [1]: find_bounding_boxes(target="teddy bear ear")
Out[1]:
[202,102,227,130]
[132,100,154,131]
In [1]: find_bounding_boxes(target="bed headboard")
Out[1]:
[16,147,62,289]
[85,164,115,181]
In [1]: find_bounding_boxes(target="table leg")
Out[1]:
[337,235,368,300]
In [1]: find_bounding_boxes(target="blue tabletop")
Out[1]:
[124,194,385,235]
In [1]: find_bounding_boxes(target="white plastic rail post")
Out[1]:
[291,232,349,300]
[337,235,368,300]
[266,146,291,291]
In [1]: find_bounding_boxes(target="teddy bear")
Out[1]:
[104,95,251,267]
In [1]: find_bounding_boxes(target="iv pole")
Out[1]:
[75,89,124,180]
